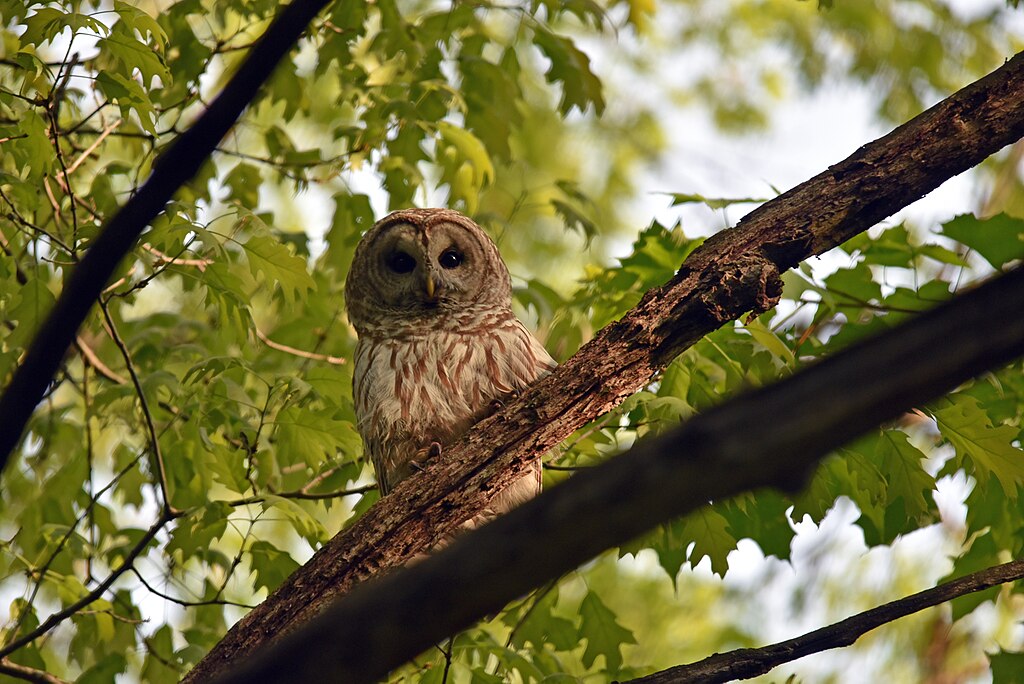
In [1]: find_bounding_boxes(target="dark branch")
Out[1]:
[625,559,1024,683]
[185,50,1024,682]
[0,0,334,471]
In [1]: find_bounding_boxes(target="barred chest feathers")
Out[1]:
[353,315,554,496]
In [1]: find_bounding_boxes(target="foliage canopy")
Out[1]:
[0,0,1023,681]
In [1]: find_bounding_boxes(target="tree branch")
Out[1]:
[0,0,334,471]
[0,658,69,684]
[210,258,1024,684]
[625,559,1024,684]
[184,51,1024,682]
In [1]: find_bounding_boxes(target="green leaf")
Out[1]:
[875,431,934,518]
[142,625,180,684]
[511,588,579,653]
[3,275,56,351]
[248,540,301,593]
[98,26,170,87]
[743,320,795,366]
[823,262,882,306]
[9,109,54,177]
[992,650,1024,683]
[167,503,230,560]
[273,406,359,470]
[242,233,316,304]
[579,591,636,673]
[79,654,128,684]
[96,71,158,134]
[679,507,736,577]
[223,162,262,208]
[533,28,605,115]
[436,122,494,213]
[932,394,1024,496]
[941,213,1024,269]
[112,0,167,48]
[262,495,328,545]
[719,491,795,562]
[21,7,106,46]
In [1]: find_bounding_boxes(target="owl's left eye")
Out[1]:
[387,251,416,274]
[439,249,463,269]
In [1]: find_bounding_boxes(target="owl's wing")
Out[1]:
[363,433,392,496]
[509,319,558,389]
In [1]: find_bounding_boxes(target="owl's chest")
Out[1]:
[353,332,514,440]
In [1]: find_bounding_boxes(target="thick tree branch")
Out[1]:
[0,0,333,471]
[185,52,1024,682]
[626,559,1024,684]
[211,261,1024,684]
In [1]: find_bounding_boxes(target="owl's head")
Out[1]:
[344,208,513,333]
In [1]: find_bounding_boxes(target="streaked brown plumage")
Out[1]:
[344,208,556,517]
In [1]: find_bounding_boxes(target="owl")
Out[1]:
[344,208,556,519]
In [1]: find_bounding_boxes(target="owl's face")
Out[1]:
[345,209,512,333]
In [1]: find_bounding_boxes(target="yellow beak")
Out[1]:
[425,275,436,300]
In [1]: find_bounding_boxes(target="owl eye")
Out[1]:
[387,251,416,274]
[439,249,463,269]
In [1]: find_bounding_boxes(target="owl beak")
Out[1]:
[424,273,440,302]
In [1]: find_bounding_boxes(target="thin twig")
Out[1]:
[0,513,175,660]
[440,635,455,684]
[61,118,122,177]
[74,336,127,385]
[225,483,376,507]
[140,243,213,270]
[255,328,347,365]
[129,567,255,609]
[98,300,179,517]
[625,558,1024,684]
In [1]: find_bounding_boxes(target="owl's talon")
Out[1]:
[409,460,427,473]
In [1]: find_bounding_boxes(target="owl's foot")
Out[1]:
[489,390,520,415]
[409,441,443,472]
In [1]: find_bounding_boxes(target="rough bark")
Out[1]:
[0,0,333,470]
[626,559,1024,684]
[185,51,1024,682]
[212,262,1024,684]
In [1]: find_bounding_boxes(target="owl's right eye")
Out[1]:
[387,251,416,274]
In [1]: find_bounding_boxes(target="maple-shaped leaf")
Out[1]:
[579,591,637,673]
[273,406,359,470]
[876,431,934,515]
[248,540,301,593]
[533,28,605,115]
[941,213,1024,269]
[932,394,1024,497]
[243,234,316,305]
[679,507,736,577]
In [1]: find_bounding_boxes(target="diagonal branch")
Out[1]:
[212,259,1024,684]
[0,0,335,472]
[184,51,1024,682]
[626,559,1024,684]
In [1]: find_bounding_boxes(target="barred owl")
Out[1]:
[344,208,556,518]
